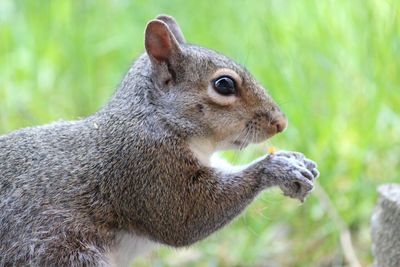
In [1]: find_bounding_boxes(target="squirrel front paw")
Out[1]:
[263,151,319,202]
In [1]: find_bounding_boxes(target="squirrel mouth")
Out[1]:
[232,140,250,149]
[231,134,271,149]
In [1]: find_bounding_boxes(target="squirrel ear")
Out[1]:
[155,15,186,44]
[145,20,181,63]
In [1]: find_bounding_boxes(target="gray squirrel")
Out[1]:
[0,15,319,266]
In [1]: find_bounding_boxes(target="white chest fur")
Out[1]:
[188,138,215,166]
[189,137,246,173]
[106,232,156,267]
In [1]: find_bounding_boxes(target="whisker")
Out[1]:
[240,125,252,150]
[241,125,253,149]
[231,127,248,164]
[252,125,257,146]
[232,128,246,146]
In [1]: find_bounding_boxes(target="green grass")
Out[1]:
[1,0,400,266]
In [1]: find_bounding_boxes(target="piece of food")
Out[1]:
[267,146,277,154]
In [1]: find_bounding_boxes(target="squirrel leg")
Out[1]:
[155,151,318,247]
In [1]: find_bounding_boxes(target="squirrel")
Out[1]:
[0,15,319,266]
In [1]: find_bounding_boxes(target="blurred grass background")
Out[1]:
[1,0,399,266]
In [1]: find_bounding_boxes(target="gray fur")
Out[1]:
[0,15,318,266]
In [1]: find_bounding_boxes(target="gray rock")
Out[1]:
[371,184,400,267]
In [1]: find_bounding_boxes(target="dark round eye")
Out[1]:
[213,76,236,96]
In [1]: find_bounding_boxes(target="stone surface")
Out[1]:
[371,184,400,267]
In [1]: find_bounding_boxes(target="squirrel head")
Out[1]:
[142,15,287,150]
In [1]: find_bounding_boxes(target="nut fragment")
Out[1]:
[267,146,277,154]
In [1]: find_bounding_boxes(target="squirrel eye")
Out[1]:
[213,76,236,96]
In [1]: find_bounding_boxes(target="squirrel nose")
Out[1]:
[272,116,288,133]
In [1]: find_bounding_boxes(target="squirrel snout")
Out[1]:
[271,116,288,134]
